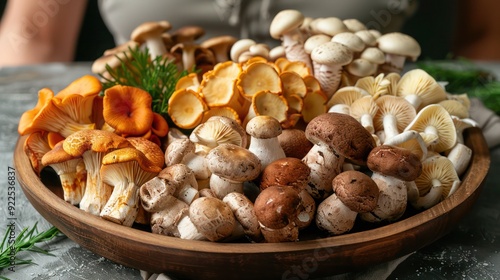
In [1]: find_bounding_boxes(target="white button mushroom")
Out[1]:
[269,9,312,71]
[246,115,286,170]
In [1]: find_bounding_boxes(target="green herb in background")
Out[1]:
[417,59,500,114]
[100,47,190,118]
[0,223,60,274]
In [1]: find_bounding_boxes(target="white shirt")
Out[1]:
[98,0,418,45]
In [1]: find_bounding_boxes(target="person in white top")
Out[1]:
[0,0,418,66]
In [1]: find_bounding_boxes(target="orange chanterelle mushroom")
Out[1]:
[103,85,155,136]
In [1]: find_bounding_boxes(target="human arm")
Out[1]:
[0,0,88,67]
[452,0,500,60]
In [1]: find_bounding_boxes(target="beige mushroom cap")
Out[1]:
[367,145,422,181]
[311,41,353,66]
[131,21,172,43]
[304,34,332,54]
[189,116,247,151]
[269,9,305,39]
[355,30,378,47]
[343,19,367,32]
[404,104,457,153]
[305,112,376,165]
[346,58,377,77]
[331,32,366,53]
[377,32,421,61]
[189,197,236,242]
[333,170,379,213]
[206,143,261,181]
[312,17,349,37]
[360,47,386,65]
[246,115,282,139]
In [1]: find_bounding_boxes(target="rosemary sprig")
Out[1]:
[0,223,60,272]
[100,47,190,117]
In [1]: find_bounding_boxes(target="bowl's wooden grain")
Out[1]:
[14,127,490,280]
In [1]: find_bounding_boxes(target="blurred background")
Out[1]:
[0,0,458,62]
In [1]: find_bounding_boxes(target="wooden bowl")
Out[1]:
[14,127,490,280]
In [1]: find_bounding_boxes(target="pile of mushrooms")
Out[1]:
[19,9,479,243]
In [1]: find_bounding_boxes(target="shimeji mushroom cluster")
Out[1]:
[19,9,478,242]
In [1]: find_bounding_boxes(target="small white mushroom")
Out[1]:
[246,115,286,170]
[310,41,353,99]
[376,32,421,74]
[269,9,312,71]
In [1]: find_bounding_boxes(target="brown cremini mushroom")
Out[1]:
[253,185,301,242]
[302,112,376,199]
[316,170,379,235]
[361,145,422,223]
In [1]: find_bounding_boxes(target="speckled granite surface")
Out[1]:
[0,62,499,280]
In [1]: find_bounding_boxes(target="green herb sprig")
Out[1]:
[100,47,190,117]
[0,223,60,273]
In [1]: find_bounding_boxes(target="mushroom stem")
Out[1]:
[381,54,406,74]
[177,215,207,241]
[424,125,440,145]
[316,194,357,235]
[282,30,313,71]
[447,180,462,197]
[446,143,472,176]
[359,113,375,134]
[145,37,167,60]
[382,114,400,140]
[411,182,443,210]
[101,181,140,226]
[79,151,112,215]
[315,64,343,99]
[302,144,343,199]
[209,174,244,199]
[384,130,428,161]
[404,94,423,110]
[59,171,85,205]
[247,137,286,170]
